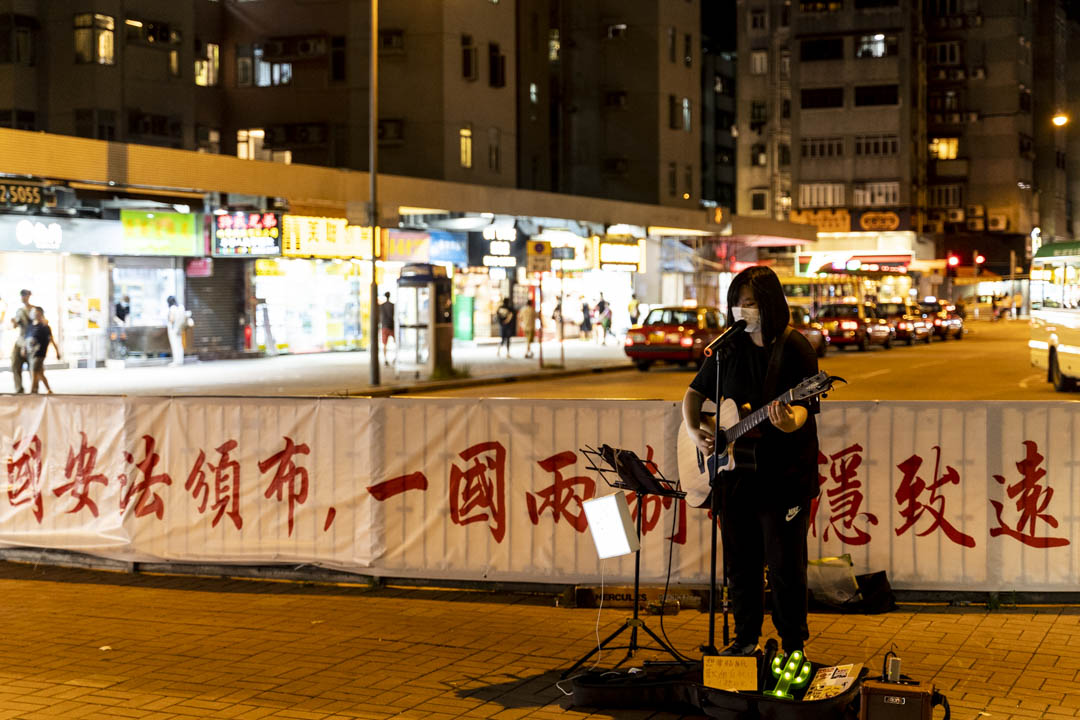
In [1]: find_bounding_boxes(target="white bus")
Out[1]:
[1030,241,1080,391]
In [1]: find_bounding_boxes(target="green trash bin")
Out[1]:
[453,295,474,341]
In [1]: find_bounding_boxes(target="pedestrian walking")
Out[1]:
[379,292,396,366]
[496,297,515,358]
[579,297,592,340]
[519,300,536,359]
[10,289,32,393]
[628,293,640,325]
[26,306,60,394]
[596,293,612,345]
[166,296,188,366]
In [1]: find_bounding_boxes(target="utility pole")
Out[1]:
[368,0,380,385]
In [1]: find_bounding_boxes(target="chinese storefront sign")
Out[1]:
[213,211,282,257]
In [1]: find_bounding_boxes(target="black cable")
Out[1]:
[657,496,694,662]
[881,649,896,681]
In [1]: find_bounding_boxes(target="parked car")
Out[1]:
[876,300,932,345]
[624,306,725,371]
[816,303,894,351]
[919,300,964,340]
[789,307,829,357]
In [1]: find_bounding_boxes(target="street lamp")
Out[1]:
[1052,113,1069,127]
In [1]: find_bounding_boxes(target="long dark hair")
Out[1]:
[726,266,789,345]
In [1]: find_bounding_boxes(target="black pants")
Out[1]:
[719,481,811,653]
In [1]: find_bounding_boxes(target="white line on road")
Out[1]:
[1019,373,1044,389]
[855,369,892,380]
[908,360,947,370]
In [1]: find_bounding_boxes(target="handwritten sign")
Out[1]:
[703,656,758,691]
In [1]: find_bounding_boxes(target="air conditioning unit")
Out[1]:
[757,152,768,165]
[971,66,986,79]
[928,220,945,234]
[947,113,962,124]
[988,214,1009,231]
[967,218,985,231]
[966,204,985,217]
[935,68,948,80]
[297,36,328,57]
[949,68,966,80]
[967,112,979,123]
[947,208,965,223]
[930,210,946,222]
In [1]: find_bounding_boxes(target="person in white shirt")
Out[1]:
[166,296,187,366]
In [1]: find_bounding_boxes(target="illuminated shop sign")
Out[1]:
[599,242,641,266]
[214,211,282,256]
[283,215,380,258]
[482,225,517,242]
[120,210,201,256]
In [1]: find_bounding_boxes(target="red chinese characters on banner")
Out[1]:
[526,451,596,532]
[8,435,43,523]
[625,446,687,544]
[449,441,506,542]
[895,446,975,548]
[258,436,310,537]
[119,435,173,520]
[186,439,243,531]
[367,471,428,501]
[812,444,878,545]
[990,440,1069,549]
[54,432,108,518]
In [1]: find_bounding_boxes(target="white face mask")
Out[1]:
[732,306,761,333]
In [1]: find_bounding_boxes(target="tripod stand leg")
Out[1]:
[560,621,631,679]
[637,621,691,666]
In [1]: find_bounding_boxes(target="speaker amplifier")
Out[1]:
[860,680,933,720]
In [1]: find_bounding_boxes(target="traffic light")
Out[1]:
[974,250,985,276]
[946,254,959,278]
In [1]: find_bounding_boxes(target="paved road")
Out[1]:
[0,559,1071,720]
[426,320,1060,401]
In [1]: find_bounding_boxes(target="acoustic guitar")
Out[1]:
[677,371,844,507]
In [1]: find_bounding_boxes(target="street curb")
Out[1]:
[353,361,637,397]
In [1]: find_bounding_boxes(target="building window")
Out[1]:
[237,129,291,163]
[607,23,628,40]
[1018,36,1031,65]
[751,143,768,166]
[328,36,346,82]
[799,182,845,208]
[854,84,899,106]
[800,87,844,109]
[74,13,115,65]
[780,50,790,78]
[1,23,35,65]
[801,136,844,158]
[548,29,560,62]
[488,128,501,172]
[800,37,843,61]
[929,137,958,159]
[928,91,959,112]
[1019,87,1032,113]
[853,181,899,206]
[124,18,181,46]
[856,34,898,58]
[931,0,960,14]
[194,42,220,86]
[668,162,678,196]
[378,119,404,145]
[1019,134,1034,158]
[779,144,791,166]
[168,49,180,77]
[462,34,477,80]
[196,126,220,153]
[782,98,791,118]
[459,126,473,168]
[929,184,962,208]
[684,164,693,199]
[751,101,768,125]
[751,51,768,74]
[74,109,115,140]
[668,27,676,62]
[750,189,768,212]
[378,29,404,54]
[253,45,292,87]
[750,9,767,31]
[684,33,693,67]
[682,98,692,132]
[781,1,791,25]
[605,90,628,108]
[854,134,898,156]
[929,41,961,65]
[800,0,843,12]
[488,43,506,87]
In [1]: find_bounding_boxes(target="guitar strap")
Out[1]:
[762,326,792,402]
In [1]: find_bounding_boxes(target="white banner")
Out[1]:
[2,396,1080,591]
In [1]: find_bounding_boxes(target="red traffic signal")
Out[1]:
[975,254,985,264]
[947,255,960,266]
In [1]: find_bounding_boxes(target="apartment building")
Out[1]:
[701,1,737,213]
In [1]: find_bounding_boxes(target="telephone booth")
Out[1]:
[395,263,453,375]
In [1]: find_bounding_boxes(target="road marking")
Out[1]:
[908,360,947,370]
[1019,373,1044,389]
[855,369,892,380]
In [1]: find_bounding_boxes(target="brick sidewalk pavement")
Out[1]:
[0,560,1075,719]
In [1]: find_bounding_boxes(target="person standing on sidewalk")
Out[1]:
[27,307,60,394]
[496,297,515,358]
[628,293,640,326]
[519,300,536,359]
[379,292,395,366]
[681,266,820,658]
[579,297,592,340]
[10,289,33,393]
[166,296,187,366]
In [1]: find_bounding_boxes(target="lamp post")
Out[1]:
[368,0,380,385]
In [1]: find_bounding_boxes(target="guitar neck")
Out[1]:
[724,389,794,444]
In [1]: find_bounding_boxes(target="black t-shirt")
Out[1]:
[689,329,820,507]
[378,301,394,328]
[28,323,51,358]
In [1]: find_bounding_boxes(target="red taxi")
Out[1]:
[816,302,894,351]
[919,299,964,340]
[624,306,725,371]
[876,300,932,345]
[789,307,829,357]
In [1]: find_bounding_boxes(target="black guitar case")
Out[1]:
[570,661,867,720]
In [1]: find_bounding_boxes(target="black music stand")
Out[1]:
[561,444,692,679]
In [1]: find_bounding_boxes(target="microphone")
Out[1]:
[702,319,747,357]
